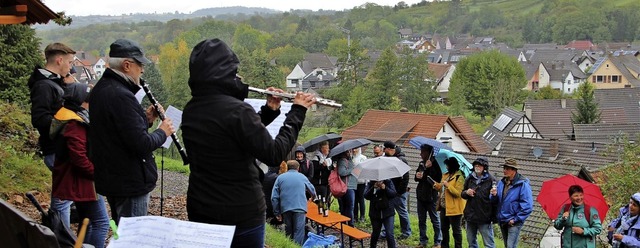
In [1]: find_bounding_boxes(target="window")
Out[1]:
[310,82,316,88]
[291,79,299,86]
[532,82,539,91]
[595,75,604,83]
[612,75,620,83]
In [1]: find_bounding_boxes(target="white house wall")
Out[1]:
[436,65,456,99]
[286,64,306,90]
[436,122,471,152]
[93,58,106,78]
[538,63,551,88]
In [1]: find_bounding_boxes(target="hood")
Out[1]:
[188,38,247,100]
[28,67,63,89]
[295,146,307,160]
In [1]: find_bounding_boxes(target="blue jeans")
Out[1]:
[499,222,523,248]
[466,222,494,248]
[283,211,306,245]
[381,192,412,237]
[371,215,396,248]
[230,223,265,248]
[75,195,109,248]
[417,199,442,245]
[339,189,355,226]
[44,154,72,229]
[106,193,150,225]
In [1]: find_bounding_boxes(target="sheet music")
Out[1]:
[244,99,292,139]
[159,105,183,149]
[107,216,235,248]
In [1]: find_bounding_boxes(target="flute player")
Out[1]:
[88,38,175,224]
[182,38,316,247]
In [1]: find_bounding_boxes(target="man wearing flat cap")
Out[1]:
[88,38,175,224]
[490,158,533,248]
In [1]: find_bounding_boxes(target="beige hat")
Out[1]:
[501,158,519,170]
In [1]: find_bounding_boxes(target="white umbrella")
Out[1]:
[351,157,411,181]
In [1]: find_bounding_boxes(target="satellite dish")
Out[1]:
[532,147,543,159]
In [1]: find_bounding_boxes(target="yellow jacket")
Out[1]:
[435,170,466,216]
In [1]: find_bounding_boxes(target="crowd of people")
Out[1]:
[28,38,640,248]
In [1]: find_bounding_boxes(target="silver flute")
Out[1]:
[248,87,342,108]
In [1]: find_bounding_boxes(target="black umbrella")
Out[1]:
[26,192,77,248]
[301,133,342,152]
[328,138,372,158]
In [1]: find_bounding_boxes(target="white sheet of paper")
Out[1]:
[107,216,235,248]
[244,99,292,139]
[159,105,183,149]
[135,88,145,104]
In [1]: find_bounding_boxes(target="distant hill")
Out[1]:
[34,6,281,30]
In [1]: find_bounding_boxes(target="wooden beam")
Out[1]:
[0,15,27,24]
[0,5,27,16]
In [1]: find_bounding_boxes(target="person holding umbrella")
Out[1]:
[490,158,533,248]
[609,193,640,248]
[364,179,397,248]
[336,149,357,226]
[415,144,443,248]
[553,185,602,248]
[311,141,332,200]
[434,157,466,248]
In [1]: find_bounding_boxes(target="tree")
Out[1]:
[0,25,42,106]
[142,63,167,105]
[571,82,600,124]
[535,85,563,100]
[449,50,527,120]
[239,49,285,92]
[268,45,305,69]
[365,47,400,110]
[158,39,191,109]
[396,48,437,112]
[599,140,640,221]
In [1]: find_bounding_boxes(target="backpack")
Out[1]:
[563,203,591,224]
[328,159,347,198]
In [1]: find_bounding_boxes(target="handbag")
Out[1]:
[435,186,445,211]
[328,159,347,198]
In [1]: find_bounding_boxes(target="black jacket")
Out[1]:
[364,180,397,220]
[28,67,66,155]
[415,158,443,202]
[182,39,307,228]
[88,68,167,197]
[388,149,410,195]
[461,172,497,224]
[311,153,330,186]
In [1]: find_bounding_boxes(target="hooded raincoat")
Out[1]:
[182,39,308,228]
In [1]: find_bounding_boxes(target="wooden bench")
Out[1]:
[330,224,371,248]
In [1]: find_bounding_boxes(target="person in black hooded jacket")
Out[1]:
[182,38,316,247]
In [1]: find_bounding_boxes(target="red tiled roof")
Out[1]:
[564,40,596,50]
[450,116,491,154]
[341,109,486,152]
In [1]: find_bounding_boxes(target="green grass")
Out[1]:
[299,126,341,144]
[265,224,300,248]
[154,154,190,174]
[0,152,50,199]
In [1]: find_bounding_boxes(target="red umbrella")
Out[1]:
[537,174,608,221]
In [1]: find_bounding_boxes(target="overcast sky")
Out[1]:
[46,0,423,16]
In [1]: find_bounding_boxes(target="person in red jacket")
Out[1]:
[51,83,108,248]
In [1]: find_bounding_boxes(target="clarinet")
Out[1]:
[140,80,190,165]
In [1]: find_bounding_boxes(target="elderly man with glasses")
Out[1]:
[88,39,175,224]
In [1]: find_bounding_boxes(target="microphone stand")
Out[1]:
[160,148,164,216]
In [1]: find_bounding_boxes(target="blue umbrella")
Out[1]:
[328,138,372,158]
[408,136,452,154]
[434,149,472,177]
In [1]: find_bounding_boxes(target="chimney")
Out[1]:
[525,107,532,119]
[561,99,566,109]
[549,138,559,160]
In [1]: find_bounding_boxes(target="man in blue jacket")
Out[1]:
[490,158,533,248]
[272,160,316,245]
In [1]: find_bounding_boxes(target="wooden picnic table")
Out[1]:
[306,201,351,247]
